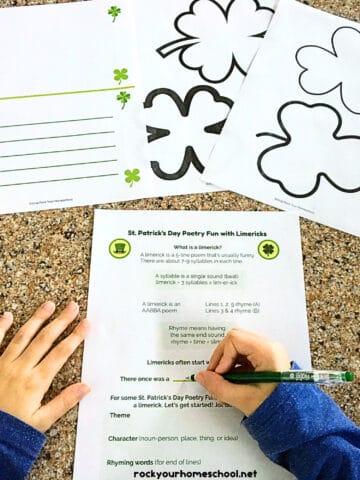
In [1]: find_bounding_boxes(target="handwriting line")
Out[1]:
[0,173,119,188]
[0,86,135,101]
[0,159,118,173]
[0,145,116,159]
[0,116,114,129]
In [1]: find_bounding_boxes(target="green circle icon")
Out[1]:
[109,238,131,259]
[258,239,280,260]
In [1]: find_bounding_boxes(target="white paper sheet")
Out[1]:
[73,209,311,480]
[203,0,360,237]
[0,0,146,214]
[132,0,277,197]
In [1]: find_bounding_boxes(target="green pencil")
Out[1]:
[176,370,355,385]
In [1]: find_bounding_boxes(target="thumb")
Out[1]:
[195,370,266,416]
[195,370,253,409]
[196,370,278,417]
[34,383,91,432]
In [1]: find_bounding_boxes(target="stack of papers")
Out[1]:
[203,0,360,237]
[1,0,355,477]
[1,0,358,237]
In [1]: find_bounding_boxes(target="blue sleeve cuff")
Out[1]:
[242,364,358,458]
[243,381,321,455]
[0,410,46,480]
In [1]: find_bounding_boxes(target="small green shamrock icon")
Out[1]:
[262,243,274,257]
[117,91,131,109]
[108,6,121,22]
[114,68,129,85]
[257,239,279,260]
[124,168,140,187]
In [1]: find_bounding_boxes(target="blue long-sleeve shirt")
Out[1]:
[0,410,45,480]
[244,382,360,479]
[0,384,359,479]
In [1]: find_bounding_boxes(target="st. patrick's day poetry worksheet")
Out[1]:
[73,210,311,479]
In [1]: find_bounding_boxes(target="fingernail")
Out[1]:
[43,301,55,311]
[1,312,12,322]
[68,301,79,312]
[76,318,90,336]
[195,372,205,385]
[78,384,91,398]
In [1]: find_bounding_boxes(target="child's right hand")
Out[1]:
[0,301,90,432]
[195,328,291,416]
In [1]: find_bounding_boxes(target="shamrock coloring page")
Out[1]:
[204,0,360,236]
[132,0,277,198]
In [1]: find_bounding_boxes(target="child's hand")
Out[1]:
[195,328,290,416]
[0,301,90,432]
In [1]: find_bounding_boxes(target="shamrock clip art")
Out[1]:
[124,169,141,187]
[108,5,121,22]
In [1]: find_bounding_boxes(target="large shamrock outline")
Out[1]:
[143,85,233,180]
[296,27,360,115]
[256,100,360,198]
[157,0,274,84]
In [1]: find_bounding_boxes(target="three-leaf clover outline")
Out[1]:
[256,101,360,198]
[296,27,360,115]
[157,0,274,83]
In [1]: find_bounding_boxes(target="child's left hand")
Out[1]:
[0,301,90,432]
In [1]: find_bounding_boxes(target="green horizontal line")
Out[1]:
[0,159,117,173]
[0,145,116,159]
[0,173,119,188]
[0,85,135,101]
[0,131,115,144]
[0,116,114,129]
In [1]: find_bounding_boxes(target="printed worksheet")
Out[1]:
[132,0,277,196]
[203,0,360,237]
[0,0,145,214]
[0,0,281,213]
[73,209,311,480]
